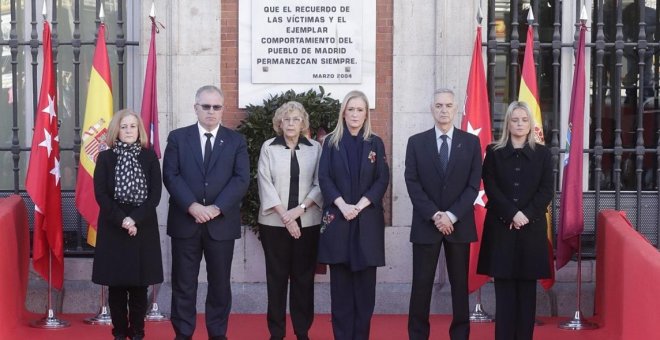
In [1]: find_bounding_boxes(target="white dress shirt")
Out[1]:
[433,125,458,224]
[197,122,220,159]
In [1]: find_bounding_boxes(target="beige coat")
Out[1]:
[257,136,323,227]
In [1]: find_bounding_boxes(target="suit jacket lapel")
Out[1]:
[426,129,445,178]
[445,129,463,177]
[186,125,205,173]
[207,126,226,171]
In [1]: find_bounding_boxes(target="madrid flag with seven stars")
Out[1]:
[26,21,64,290]
[463,25,492,293]
[518,19,555,290]
[75,22,113,246]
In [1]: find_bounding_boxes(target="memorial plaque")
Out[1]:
[251,0,363,84]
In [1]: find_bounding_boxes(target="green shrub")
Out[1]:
[238,87,340,232]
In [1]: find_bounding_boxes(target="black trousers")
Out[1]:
[171,224,234,339]
[329,264,377,340]
[408,241,470,340]
[108,285,148,338]
[494,278,537,340]
[259,224,320,340]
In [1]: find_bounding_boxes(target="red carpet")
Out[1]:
[12,313,613,339]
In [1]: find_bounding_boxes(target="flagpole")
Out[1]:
[145,283,169,322]
[558,235,597,329]
[558,5,597,330]
[469,287,494,323]
[84,285,113,325]
[82,3,113,326]
[29,2,69,329]
[466,5,494,321]
[30,252,70,328]
[144,2,166,321]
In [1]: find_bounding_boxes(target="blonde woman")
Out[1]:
[477,101,553,340]
[318,90,390,340]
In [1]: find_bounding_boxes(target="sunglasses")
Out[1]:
[196,104,223,111]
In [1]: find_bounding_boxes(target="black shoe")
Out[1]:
[131,337,144,340]
[114,337,126,340]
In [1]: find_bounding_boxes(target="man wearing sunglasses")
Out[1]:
[163,85,250,340]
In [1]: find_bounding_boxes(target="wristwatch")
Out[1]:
[299,203,307,212]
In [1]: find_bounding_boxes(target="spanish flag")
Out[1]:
[519,20,545,144]
[75,22,113,247]
[518,12,555,290]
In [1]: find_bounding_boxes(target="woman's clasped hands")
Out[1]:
[122,216,137,236]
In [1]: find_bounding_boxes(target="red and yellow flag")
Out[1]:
[519,21,555,290]
[463,25,492,293]
[519,24,544,143]
[26,21,64,289]
[75,23,113,246]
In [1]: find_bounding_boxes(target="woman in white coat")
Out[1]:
[257,101,323,340]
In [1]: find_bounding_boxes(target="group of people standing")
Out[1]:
[91,84,552,340]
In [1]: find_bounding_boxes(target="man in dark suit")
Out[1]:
[163,85,250,340]
[405,88,482,340]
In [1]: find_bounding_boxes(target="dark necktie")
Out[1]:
[203,132,213,170]
[439,135,449,173]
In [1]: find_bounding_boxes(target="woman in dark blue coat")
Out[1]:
[318,90,390,340]
[477,101,553,340]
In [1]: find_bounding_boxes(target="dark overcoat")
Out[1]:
[162,124,250,241]
[91,147,164,286]
[317,133,390,267]
[404,128,482,244]
[477,142,553,279]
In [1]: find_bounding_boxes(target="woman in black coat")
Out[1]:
[92,109,163,340]
[477,101,553,340]
[318,90,390,340]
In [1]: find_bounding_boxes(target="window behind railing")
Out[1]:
[0,0,139,255]
[2,1,659,258]
[487,0,660,256]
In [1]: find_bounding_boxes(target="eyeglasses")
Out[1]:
[282,117,303,124]
[196,104,223,111]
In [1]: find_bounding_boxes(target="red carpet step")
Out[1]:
[13,313,612,339]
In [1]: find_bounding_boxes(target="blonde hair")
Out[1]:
[106,109,148,148]
[493,101,536,150]
[327,90,373,149]
[271,101,310,136]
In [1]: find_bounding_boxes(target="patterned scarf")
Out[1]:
[113,141,148,205]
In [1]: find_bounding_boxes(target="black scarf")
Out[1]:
[113,141,148,205]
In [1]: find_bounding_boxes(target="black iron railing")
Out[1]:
[0,0,138,254]
[486,0,660,256]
